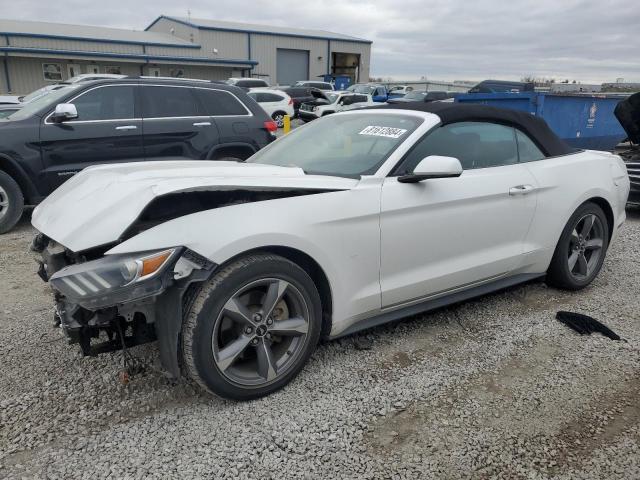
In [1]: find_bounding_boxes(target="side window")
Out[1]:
[261,93,284,102]
[141,86,199,118]
[516,129,546,162]
[71,86,135,121]
[398,122,518,174]
[195,89,249,116]
[353,95,368,103]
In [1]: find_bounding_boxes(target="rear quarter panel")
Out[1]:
[520,150,624,273]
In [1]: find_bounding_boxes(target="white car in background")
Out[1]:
[298,91,375,121]
[293,81,334,91]
[247,89,295,128]
[226,77,270,89]
[31,103,629,401]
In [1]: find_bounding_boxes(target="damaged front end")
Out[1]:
[31,235,214,377]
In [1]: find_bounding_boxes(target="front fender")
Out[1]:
[107,185,383,327]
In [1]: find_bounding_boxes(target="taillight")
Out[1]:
[263,120,278,132]
[288,98,293,105]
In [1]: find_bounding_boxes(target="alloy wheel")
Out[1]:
[273,114,284,128]
[567,213,604,280]
[211,278,310,387]
[0,185,8,221]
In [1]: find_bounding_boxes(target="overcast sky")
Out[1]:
[1,0,638,83]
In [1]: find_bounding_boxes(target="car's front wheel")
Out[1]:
[182,253,322,400]
[0,171,25,234]
[546,202,609,290]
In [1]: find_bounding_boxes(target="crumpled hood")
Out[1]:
[614,92,640,144]
[32,160,358,252]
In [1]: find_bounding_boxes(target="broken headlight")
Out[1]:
[49,248,181,309]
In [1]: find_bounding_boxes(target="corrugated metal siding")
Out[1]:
[9,36,143,55]
[0,59,7,93]
[250,34,327,84]
[198,29,248,61]
[147,64,233,80]
[145,45,207,58]
[5,57,142,94]
[330,40,371,81]
[147,18,199,45]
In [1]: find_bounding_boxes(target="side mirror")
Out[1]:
[52,103,78,123]
[398,156,463,183]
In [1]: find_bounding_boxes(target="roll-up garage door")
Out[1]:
[276,49,309,86]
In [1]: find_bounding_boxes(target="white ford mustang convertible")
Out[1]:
[32,103,630,400]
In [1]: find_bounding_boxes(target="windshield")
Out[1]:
[404,91,427,100]
[248,113,422,177]
[8,85,79,121]
[347,84,375,94]
[324,93,339,103]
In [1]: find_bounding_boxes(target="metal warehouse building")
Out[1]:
[0,16,372,94]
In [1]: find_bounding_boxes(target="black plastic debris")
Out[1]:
[556,311,622,341]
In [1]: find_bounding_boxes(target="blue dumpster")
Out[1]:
[322,74,352,91]
[455,92,629,150]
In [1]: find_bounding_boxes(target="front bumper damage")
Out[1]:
[31,234,215,377]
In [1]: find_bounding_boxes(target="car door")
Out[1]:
[379,121,538,307]
[39,83,144,191]
[192,87,261,156]
[140,85,219,161]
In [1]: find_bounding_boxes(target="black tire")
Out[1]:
[182,253,322,400]
[546,202,609,290]
[271,111,287,128]
[0,171,24,234]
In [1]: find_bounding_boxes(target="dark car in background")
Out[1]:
[0,77,277,233]
[468,80,535,93]
[278,87,321,116]
[614,91,640,205]
[387,90,459,104]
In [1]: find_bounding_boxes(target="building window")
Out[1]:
[103,66,122,74]
[170,68,185,78]
[42,63,63,82]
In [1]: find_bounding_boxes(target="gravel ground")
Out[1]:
[1,208,639,479]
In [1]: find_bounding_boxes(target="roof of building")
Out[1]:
[148,16,372,44]
[372,102,573,157]
[0,18,198,47]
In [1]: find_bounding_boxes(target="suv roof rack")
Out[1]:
[122,76,222,84]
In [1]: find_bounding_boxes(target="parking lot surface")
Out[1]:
[1,209,639,479]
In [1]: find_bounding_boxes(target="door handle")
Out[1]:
[115,125,137,131]
[193,122,212,127]
[509,184,535,196]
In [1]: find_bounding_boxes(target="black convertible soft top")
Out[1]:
[372,102,573,157]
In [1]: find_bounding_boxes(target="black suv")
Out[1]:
[0,78,276,233]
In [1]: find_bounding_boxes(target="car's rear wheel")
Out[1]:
[182,253,322,400]
[0,171,24,234]
[546,202,609,290]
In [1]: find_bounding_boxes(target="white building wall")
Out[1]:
[146,17,199,45]
[198,29,248,61]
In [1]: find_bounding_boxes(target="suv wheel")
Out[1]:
[271,112,286,128]
[0,171,25,234]
[546,202,609,290]
[182,253,322,400]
